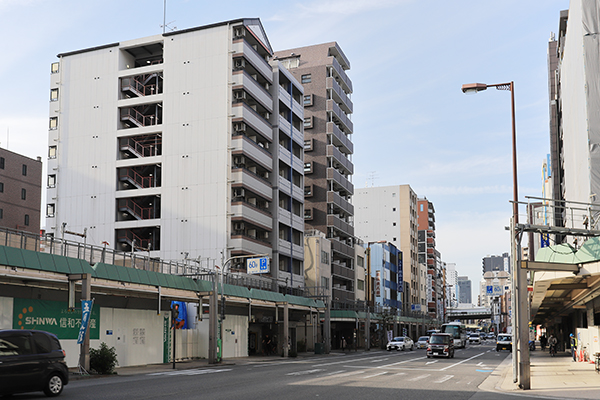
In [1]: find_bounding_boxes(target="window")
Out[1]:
[304,139,313,151]
[22,164,27,176]
[21,188,26,200]
[0,209,3,219]
[303,94,313,106]
[304,185,313,197]
[48,146,57,159]
[321,250,329,265]
[304,208,313,220]
[420,204,424,212]
[301,74,311,84]
[393,222,396,226]
[321,277,329,289]
[49,117,58,130]
[24,214,29,226]
[303,162,312,174]
[46,204,55,217]
[303,116,313,129]
[357,256,364,268]
[0,182,3,193]
[50,88,58,102]
[393,207,396,212]
[357,279,365,291]
[47,175,56,188]
[393,237,397,241]
[0,157,4,169]
[51,62,59,74]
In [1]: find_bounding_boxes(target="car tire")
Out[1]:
[387,348,391,351]
[427,355,430,358]
[44,373,64,397]
[410,345,414,351]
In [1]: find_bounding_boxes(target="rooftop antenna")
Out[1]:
[161,0,177,33]
[367,171,377,187]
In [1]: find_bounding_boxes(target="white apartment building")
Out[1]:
[46,19,306,289]
[354,185,420,314]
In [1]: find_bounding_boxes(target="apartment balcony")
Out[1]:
[332,287,355,303]
[326,122,353,154]
[231,135,273,171]
[279,114,292,135]
[231,169,272,201]
[330,237,354,259]
[327,214,354,237]
[326,77,353,114]
[327,144,353,175]
[231,203,272,230]
[332,261,354,280]
[328,56,353,94]
[327,167,354,196]
[232,40,273,85]
[327,191,354,216]
[233,70,273,111]
[232,103,272,141]
[229,235,272,255]
[278,86,303,120]
[278,144,303,174]
[326,100,353,134]
[291,123,303,147]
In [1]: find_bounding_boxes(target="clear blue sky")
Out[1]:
[0,0,570,302]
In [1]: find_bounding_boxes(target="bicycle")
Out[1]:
[549,343,557,356]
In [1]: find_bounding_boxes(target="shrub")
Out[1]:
[89,342,118,374]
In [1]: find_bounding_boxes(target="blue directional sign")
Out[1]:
[247,257,270,275]
[486,285,493,295]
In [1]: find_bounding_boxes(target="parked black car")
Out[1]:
[0,329,69,397]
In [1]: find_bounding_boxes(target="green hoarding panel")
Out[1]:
[0,246,8,265]
[4,247,25,268]
[37,252,57,273]
[21,249,42,271]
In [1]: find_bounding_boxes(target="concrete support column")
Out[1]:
[283,303,289,357]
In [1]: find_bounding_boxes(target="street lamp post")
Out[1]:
[462,81,530,389]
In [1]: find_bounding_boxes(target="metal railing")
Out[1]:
[0,227,296,294]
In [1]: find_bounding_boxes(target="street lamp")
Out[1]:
[462,81,530,390]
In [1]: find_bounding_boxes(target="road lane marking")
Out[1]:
[364,372,388,379]
[371,358,389,362]
[393,372,406,376]
[440,352,485,371]
[425,360,438,365]
[287,369,324,376]
[435,375,454,383]
[335,370,366,378]
[324,370,346,376]
[313,354,392,367]
[149,368,232,376]
[376,356,427,369]
[409,374,431,382]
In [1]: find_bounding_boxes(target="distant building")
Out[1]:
[0,148,42,235]
[446,263,457,308]
[457,276,472,304]
[354,184,419,315]
[482,253,510,274]
[366,241,402,310]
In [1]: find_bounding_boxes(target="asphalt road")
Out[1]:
[16,341,546,400]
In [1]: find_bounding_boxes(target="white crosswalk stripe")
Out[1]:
[409,374,431,382]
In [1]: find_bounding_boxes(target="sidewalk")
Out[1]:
[481,349,600,399]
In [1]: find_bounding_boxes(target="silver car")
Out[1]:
[387,336,414,351]
[416,336,429,349]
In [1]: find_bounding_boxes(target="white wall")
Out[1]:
[0,297,13,329]
[222,314,248,358]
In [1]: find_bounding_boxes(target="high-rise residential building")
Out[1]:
[446,262,457,308]
[457,276,472,304]
[549,3,600,236]
[273,43,355,306]
[482,253,510,274]
[45,19,306,290]
[0,148,42,235]
[354,185,420,315]
[417,197,440,318]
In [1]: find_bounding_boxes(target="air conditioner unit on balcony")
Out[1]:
[234,91,246,100]
[234,122,247,132]
[264,231,270,239]
[262,112,270,119]
[234,59,246,69]
[233,222,244,230]
[233,155,245,165]
[233,188,245,197]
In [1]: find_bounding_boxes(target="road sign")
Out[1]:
[486,285,493,295]
[247,257,270,275]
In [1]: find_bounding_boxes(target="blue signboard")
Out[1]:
[77,300,93,344]
[486,285,493,295]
